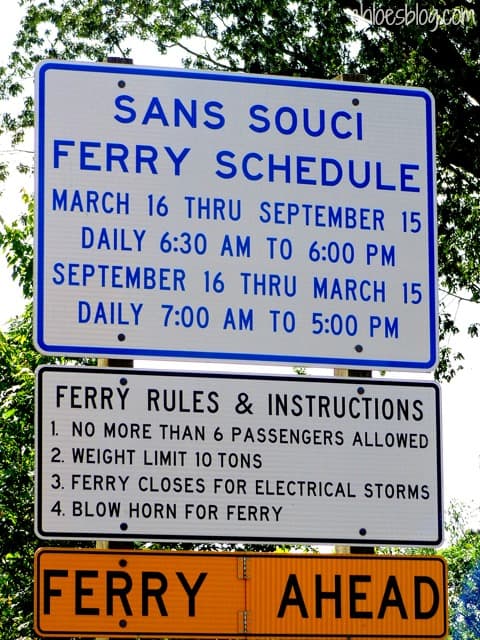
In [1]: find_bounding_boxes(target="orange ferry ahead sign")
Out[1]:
[34,549,448,639]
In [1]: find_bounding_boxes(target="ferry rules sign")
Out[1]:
[35,366,443,546]
[34,60,437,370]
[34,549,448,639]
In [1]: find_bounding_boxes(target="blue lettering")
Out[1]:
[114,95,136,124]
[53,139,75,168]
[331,111,353,139]
[204,101,226,129]
[78,301,143,325]
[400,163,420,192]
[215,152,421,192]
[248,105,362,139]
[303,109,325,137]
[106,143,129,172]
[173,98,197,127]
[78,300,91,322]
[243,153,263,181]
[80,141,102,171]
[376,162,396,191]
[216,150,237,178]
[114,96,225,129]
[142,97,170,126]
[81,226,94,249]
[356,112,363,140]
[349,160,370,188]
[51,189,129,214]
[52,188,67,210]
[296,156,316,185]
[249,104,270,133]
[321,158,342,186]
[269,155,291,183]
[135,145,158,174]
[275,107,297,135]
[164,146,191,176]
[52,262,65,285]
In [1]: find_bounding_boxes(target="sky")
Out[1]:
[1,1,479,539]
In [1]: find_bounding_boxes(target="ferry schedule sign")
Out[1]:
[34,60,437,370]
[34,548,448,639]
[35,366,443,546]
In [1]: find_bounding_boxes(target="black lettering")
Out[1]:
[378,575,408,619]
[277,574,308,618]
[176,571,208,616]
[349,575,371,618]
[316,574,342,618]
[43,569,68,614]
[106,571,133,616]
[414,576,439,619]
[75,570,99,615]
[141,572,168,616]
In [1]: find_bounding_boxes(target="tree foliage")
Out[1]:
[0,205,39,638]
[452,560,480,639]
[444,523,480,640]
[0,310,40,640]
[0,203,93,639]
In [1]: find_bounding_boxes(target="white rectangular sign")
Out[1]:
[35,366,443,545]
[34,61,437,370]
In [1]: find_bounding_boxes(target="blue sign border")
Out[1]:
[35,61,437,370]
